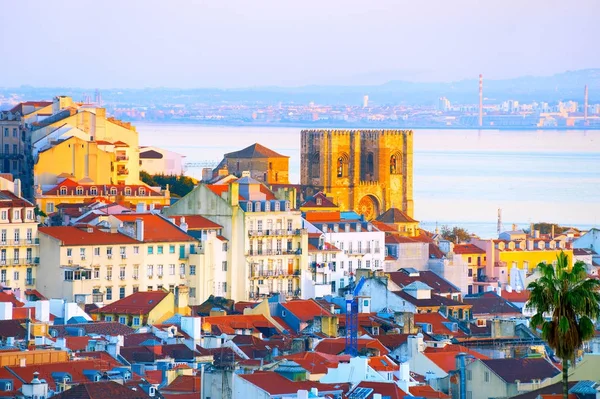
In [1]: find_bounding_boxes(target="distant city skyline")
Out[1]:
[1,0,599,88]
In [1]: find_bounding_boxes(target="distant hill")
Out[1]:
[1,69,599,107]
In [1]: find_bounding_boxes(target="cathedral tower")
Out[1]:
[301,129,413,220]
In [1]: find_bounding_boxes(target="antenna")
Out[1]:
[497,208,503,235]
[478,74,483,127]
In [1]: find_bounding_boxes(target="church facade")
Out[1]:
[300,129,413,220]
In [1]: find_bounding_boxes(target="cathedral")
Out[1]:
[300,129,414,220]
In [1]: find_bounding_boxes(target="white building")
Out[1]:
[139,146,186,176]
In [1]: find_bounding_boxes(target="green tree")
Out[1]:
[440,225,470,243]
[139,172,196,198]
[526,252,600,399]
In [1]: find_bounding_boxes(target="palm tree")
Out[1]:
[526,251,600,399]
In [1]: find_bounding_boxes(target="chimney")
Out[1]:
[180,217,188,232]
[229,182,239,207]
[297,390,309,399]
[310,388,319,398]
[135,218,144,241]
[551,225,555,239]
[149,203,155,213]
[136,203,145,213]
[13,179,21,198]
[0,302,12,320]
[530,223,534,237]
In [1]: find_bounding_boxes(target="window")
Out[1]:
[169,264,175,275]
[14,210,20,220]
[106,267,112,280]
[13,249,18,263]
[119,287,126,299]
[169,245,175,254]
[120,246,126,257]
[366,260,371,269]
[157,264,163,276]
[133,246,139,254]
[12,144,17,154]
[105,315,113,322]
[468,256,472,263]
[107,247,113,257]
[132,286,139,293]
[484,371,490,382]
[66,248,73,258]
[180,264,185,275]
[466,392,472,399]
[124,187,131,196]
[0,230,5,243]
[147,286,153,291]
[133,265,139,279]
[110,187,117,196]
[106,287,112,301]
[60,186,67,195]
[223,282,227,293]
[169,284,175,293]
[157,246,163,255]
[90,187,97,196]
[189,287,196,298]
[93,268,100,279]
[46,202,55,213]
[94,247,100,256]
[148,246,154,255]
[14,229,20,243]
[139,187,146,195]
[119,316,126,324]
[374,259,380,269]
[12,128,17,137]
[190,265,196,275]
[222,243,228,252]
[468,269,473,277]
[120,266,126,280]
[3,128,7,137]
[222,261,228,271]
[76,186,83,195]
[147,265,153,276]
[13,271,19,281]
[132,317,140,326]
[0,270,5,283]
[467,370,472,381]
[80,248,86,259]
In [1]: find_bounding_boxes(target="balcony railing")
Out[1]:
[494,261,507,268]
[0,258,39,266]
[344,249,367,255]
[248,229,303,237]
[117,169,129,175]
[247,249,301,256]
[0,239,39,246]
[25,278,35,286]
[115,155,129,161]
[250,269,302,278]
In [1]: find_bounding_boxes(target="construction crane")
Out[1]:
[345,276,366,356]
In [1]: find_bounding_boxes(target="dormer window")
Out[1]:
[76,186,83,195]
[285,201,290,211]
[90,186,97,196]
[60,186,67,195]
[254,202,261,212]
[139,187,146,196]
[110,187,117,196]
[274,202,280,211]
[124,187,132,196]
[316,197,322,205]
[265,202,271,212]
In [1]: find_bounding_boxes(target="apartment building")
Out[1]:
[0,178,39,290]
[165,172,308,302]
[37,214,200,304]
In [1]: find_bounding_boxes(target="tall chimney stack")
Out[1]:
[584,85,589,125]
[479,74,483,127]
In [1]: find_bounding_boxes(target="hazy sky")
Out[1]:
[1,0,598,88]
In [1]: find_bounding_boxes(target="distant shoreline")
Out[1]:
[131,120,600,131]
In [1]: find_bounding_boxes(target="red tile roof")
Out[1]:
[43,178,162,197]
[39,226,139,246]
[429,243,446,259]
[9,101,52,114]
[64,336,91,351]
[52,381,151,399]
[410,385,451,399]
[112,213,196,243]
[49,322,135,337]
[280,351,350,374]
[161,375,201,395]
[301,192,338,208]
[237,371,349,396]
[376,334,410,350]
[414,313,467,338]
[203,314,278,335]
[281,299,332,323]
[500,289,530,303]
[224,143,288,159]
[169,215,222,230]
[0,190,35,209]
[314,337,389,356]
[423,345,488,372]
[369,355,399,372]
[377,208,418,224]
[94,291,169,315]
[453,244,486,255]
[0,292,24,307]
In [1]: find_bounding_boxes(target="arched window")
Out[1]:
[110,187,117,196]
[390,154,401,175]
[124,187,132,196]
[310,152,320,179]
[139,187,146,196]
[337,153,349,178]
[367,153,374,175]
[90,187,97,196]
[75,186,83,196]
[60,186,67,195]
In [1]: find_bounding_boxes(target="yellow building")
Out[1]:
[300,129,414,220]
[37,213,200,305]
[90,290,185,327]
[452,243,487,295]
[375,207,419,237]
[213,143,290,184]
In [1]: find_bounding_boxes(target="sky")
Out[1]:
[1,0,599,88]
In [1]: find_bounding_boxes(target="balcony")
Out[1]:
[115,155,129,162]
[117,169,129,176]
[494,261,507,268]
[0,258,39,266]
[25,278,35,286]
[344,249,366,256]
[248,229,303,237]
[0,239,39,246]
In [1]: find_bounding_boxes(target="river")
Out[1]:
[135,124,600,238]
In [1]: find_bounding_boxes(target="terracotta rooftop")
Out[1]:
[94,291,169,315]
[203,314,278,335]
[279,351,350,374]
[237,371,348,396]
[377,208,418,224]
[52,381,151,399]
[43,178,162,197]
[49,322,135,338]
[39,226,139,246]
[388,269,460,294]
[169,214,222,230]
[301,192,338,208]
[224,143,288,159]
[414,313,467,338]
[396,291,469,309]
[376,334,410,350]
[424,346,488,373]
[314,337,389,356]
[113,213,197,243]
[453,244,486,255]
[281,299,332,324]
[351,381,408,399]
